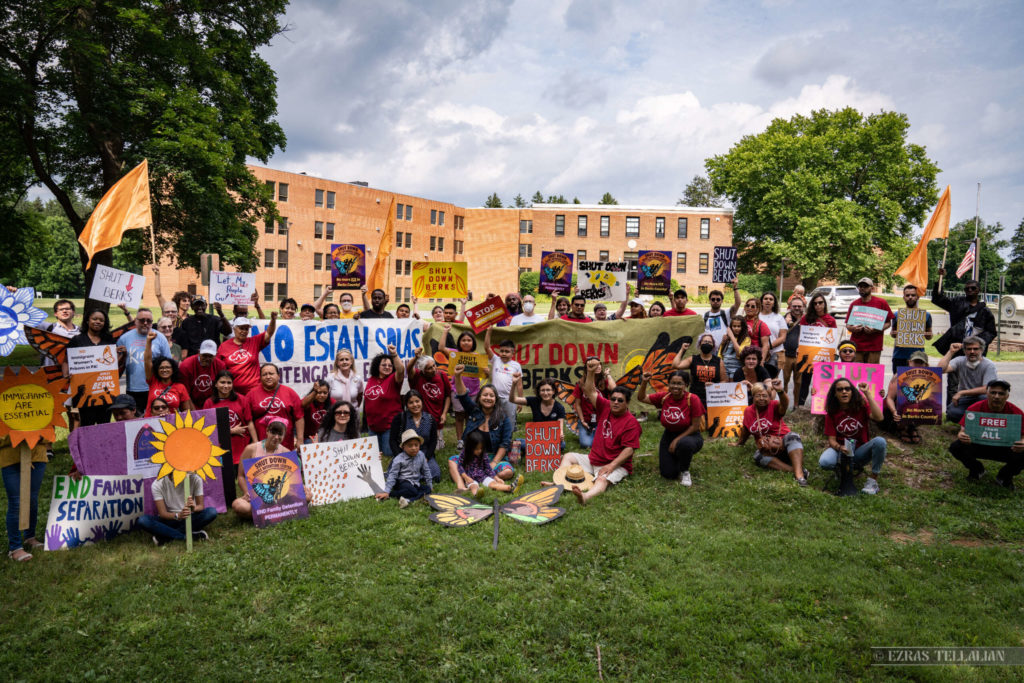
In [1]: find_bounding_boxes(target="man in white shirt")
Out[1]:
[509,294,544,326]
[137,473,218,545]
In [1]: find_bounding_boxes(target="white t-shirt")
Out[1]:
[151,473,204,515]
[489,355,522,399]
[509,312,544,326]
[759,312,789,355]
[703,309,732,351]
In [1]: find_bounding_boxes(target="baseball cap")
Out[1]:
[629,298,644,306]
[857,277,874,287]
[231,317,251,328]
[107,394,137,412]
[594,303,607,311]
[908,350,929,364]
[199,340,218,355]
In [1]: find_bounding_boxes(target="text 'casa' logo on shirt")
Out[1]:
[258,397,284,412]
[228,349,251,364]
[836,416,863,435]
[421,383,443,400]
[364,385,384,400]
[662,406,686,424]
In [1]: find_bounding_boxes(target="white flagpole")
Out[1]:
[972,182,981,281]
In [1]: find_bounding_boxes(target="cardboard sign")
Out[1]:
[209,271,256,306]
[705,382,749,438]
[577,261,627,301]
[895,308,929,348]
[539,251,573,295]
[412,262,467,299]
[67,345,119,409]
[88,264,145,309]
[712,246,738,283]
[0,286,47,357]
[796,326,840,372]
[895,366,943,425]
[846,305,887,330]
[637,251,672,295]
[964,411,1022,448]
[464,296,510,333]
[242,450,309,528]
[44,475,144,550]
[0,367,69,448]
[810,362,885,414]
[448,351,489,379]
[300,437,385,505]
[330,244,365,290]
[524,421,562,472]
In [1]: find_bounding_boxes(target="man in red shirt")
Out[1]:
[663,289,698,316]
[950,379,1024,490]
[844,277,894,365]
[178,339,226,408]
[560,295,593,323]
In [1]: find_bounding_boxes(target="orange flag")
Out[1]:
[895,185,951,293]
[78,159,152,268]
[367,197,396,292]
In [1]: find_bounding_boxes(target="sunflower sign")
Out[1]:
[412,262,467,299]
[330,243,365,290]
[0,286,47,357]
[241,451,308,527]
[0,367,69,448]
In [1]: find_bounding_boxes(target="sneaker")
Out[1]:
[796,477,808,487]
[679,471,692,487]
[456,439,464,453]
[398,496,411,509]
[967,468,985,481]
[192,530,209,541]
[512,474,525,496]
[151,535,165,547]
[994,476,1015,491]
[862,478,879,495]
[802,468,809,480]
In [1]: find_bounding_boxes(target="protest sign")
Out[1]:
[464,295,510,333]
[0,287,47,357]
[796,326,840,371]
[0,367,69,448]
[67,345,119,409]
[300,437,385,505]
[44,475,144,550]
[963,411,1022,447]
[412,262,468,298]
[88,264,145,309]
[810,362,885,414]
[241,450,309,528]
[577,261,627,301]
[712,247,738,283]
[637,251,672,295]
[524,421,562,472]
[705,382,748,438]
[846,305,887,330]
[448,351,488,378]
[330,244,366,290]
[895,366,943,425]
[895,308,929,348]
[209,271,256,306]
[539,251,573,295]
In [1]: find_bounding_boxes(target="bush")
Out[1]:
[518,271,539,296]
[737,273,776,297]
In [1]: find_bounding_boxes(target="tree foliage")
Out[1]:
[597,192,618,205]
[512,194,526,208]
[531,191,544,205]
[1005,217,1024,295]
[926,218,1008,291]
[546,194,568,204]
[484,192,503,208]
[706,108,939,288]
[678,175,723,208]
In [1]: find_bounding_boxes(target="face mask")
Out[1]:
[341,302,352,311]
[523,302,535,314]
[700,343,714,354]
[965,358,980,369]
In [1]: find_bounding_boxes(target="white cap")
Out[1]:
[199,340,218,355]
[231,317,251,328]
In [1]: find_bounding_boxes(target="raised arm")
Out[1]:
[388,344,404,386]
[773,378,789,417]
[261,311,278,347]
[452,364,467,396]
[144,331,156,382]
[483,326,494,357]
[859,382,883,422]
[637,372,654,405]
[313,282,331,317]
[547,296,559,320]
[672,340,693,369]
[938,342,962,372]
[250,291,265,319]
[582,359,599,407]
[152,265,167,311]
[438,323,452,355]
[510,372,528,406]
[728,277,741,317]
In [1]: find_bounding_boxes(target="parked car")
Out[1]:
[808,285,860,318]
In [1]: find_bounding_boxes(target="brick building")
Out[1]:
[144,166,734,306]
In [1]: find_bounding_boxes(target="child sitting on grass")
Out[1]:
[447,431,524,497]
[376,429,433,509]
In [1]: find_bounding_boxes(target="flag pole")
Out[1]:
[938,238,948,291]
[972,182,981,282]
[148,224,157,264]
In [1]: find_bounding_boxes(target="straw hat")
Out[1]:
[400,429,423,446]
[552,461,595,491]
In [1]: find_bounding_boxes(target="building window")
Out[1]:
[325,222,334,240]
[625,216,640,237]
[395,259,402,275]
[699,252,709,273]
[455,215,464,230]
[404,233,412,248]
[314,285,322,299]
[455,240,464,255]
[404,287,411,302]
[577,250,586,262]
[314,253,323,270]
[404,260,411,275]
[430,236,437,251]
[439,211,445,226]
[437,237,444,251]
[701,218,710,239]
[314,221,324,239]
[519,267,530,275]
[555,215,565,236]
[278,183,288,202]
[431,209,437,225]
[624,251,639,280]
[315,189,324,208]
[405,204,412,220]
[264,249,274,267]
[277,218,288,234]
[395,287,402,303]
[519,244,533,258]
[264,218,274,234]
[655,217,665,238]
[678,217,688,239]
[396,231,404,248]
[277,283,288,298]
[265,180,275,196]
[600,215,610,237]
[599,250,609,262]
[578,215,588,237]
[326,191,335,209]
[676,253,687,273]
[264,283,274,298]
[520,219,533,234]
[277,250,288,268]
[397,203,404,220]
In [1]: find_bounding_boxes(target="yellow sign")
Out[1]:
[448,351,489,378]
[0,367,69,448]
[412,262,468,299]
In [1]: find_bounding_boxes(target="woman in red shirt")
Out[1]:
[143,332,192,417]
[793,293,838,407]
[301,379,334,444]
[245,363,304,451]
[819,378,886,495]
[216,312,278,395]
[735,379,808,486]
[203,370,257,466]
[741,298,773,361]
[364,344,405,457]
[637,370,705,486]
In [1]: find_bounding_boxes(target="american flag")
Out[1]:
[955,241,976,278]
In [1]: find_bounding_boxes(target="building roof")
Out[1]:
[507,203,734,214]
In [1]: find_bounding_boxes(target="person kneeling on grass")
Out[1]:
[232,418,290,520]
[376,429,433,509]
[818,378,887,495]
[734,379,808,487]
[448,431,524,497]
[883,350,930,444]
[637,369,705,487]
[138,471,218,546]
[949,379,1024,490]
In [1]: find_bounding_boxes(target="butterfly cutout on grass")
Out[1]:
[425,486,566,528]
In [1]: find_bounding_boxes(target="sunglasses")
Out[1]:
[836,387,853,392]
[609,397,627,403]
[337,410,351,416]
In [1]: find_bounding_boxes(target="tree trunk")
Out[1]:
[78,241,113,317]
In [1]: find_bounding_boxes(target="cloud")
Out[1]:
[754,34,846,86]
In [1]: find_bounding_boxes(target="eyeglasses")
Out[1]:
[337,410,351,416]
[814,301,826,306]
[965,286,979,292]
[158,325,172,331]
[609,397,627,403]
[710,298,722,303]
[836,387,852,392]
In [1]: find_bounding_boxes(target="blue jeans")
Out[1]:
[371,429,394,458]
[390,480,430,502]
[819,436,887,475]
[946,396,976,424]
[576,423,596,449]
[137,507,218,542]
[3,462,47,552]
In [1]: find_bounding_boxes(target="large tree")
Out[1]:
[1004,217,1024,295]
[597,192,618,205]
[926,218,1008,291]
[0,1,287,300]
[706,108,939,288]
[678,175,723,208]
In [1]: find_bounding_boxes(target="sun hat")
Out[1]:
[400,429,424,446]
[552,461,595,491]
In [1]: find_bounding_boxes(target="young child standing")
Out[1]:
[376,429,433,509]
[484,326,523,425]
[447,431,524,496]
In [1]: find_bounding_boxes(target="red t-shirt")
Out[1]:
[411,368,451,423]
[572,383,611,428]
[216,332,268,395]
[824,405,870,444]
[663,308,698,317]
[588,395,641,473]
[960,399,1024,437]
[742,401,791,438]
[845,296,894,353]
[203,396,252,464]
[245,382,303,450]
[745,318,772,346]
[797,314,837,328]
[304,399,334,441]
[560,315,594,323]
[178,355,226,408]
[145,379,191,417]
[647,391,706,432]
[364,374,403,433]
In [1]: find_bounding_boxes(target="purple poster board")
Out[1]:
[895,366,944,425]
[539,251,573,295]
[637,251,672,295]
[330,244,366,290]
[241,450,309,528]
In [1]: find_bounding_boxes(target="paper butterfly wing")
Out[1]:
[425,493,493,527]
[500,486,566,525]
[554,380,580,434]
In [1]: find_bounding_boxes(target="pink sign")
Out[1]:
[810,362,886,415]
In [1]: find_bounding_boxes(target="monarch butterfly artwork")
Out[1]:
[425,486,566,529]
[899,381,931,404]
[252,472,290,505]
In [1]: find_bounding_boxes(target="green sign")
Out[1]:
[964,411,1022,448]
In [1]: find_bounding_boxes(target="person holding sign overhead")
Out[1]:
[843,277,893,365]
[890,284,933,375]
[216,312,277,395]
[949,379,1024,490]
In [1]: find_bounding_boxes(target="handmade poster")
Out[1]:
[209,271,256,306]
[124,416,172,477]
[894,366,943,425]
[0,286,47,356]
[0,367,69,448]
[636,251,672,295]
[426,486,565,527]
[464,295,510,333]
[712,247,738,283]
[846,305,887,330]
[300,437,385,505]
[895,309,929,348]
[577,261,628,301]
[88,264,145,309]
[795,326,840,371]
[810,362,885,415]
[705,382,749,438]
[963,411,1022,447]
[524,421,562,472]
[241,450,309,528]
[411,261,468,299]
[44,475,144,550]
[67,345,119,409]
[539,251,573,295]
[448,351,489,379]
[330,243,365,290]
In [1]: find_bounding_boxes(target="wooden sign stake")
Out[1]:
[184,475,193,552]
[19,444,31,530]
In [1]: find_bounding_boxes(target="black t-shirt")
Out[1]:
[68,331,115,348]
[358,310,394,319]
[525,396,566,423]
[174,314,224,354]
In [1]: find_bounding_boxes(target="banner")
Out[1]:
[448,351,488,379]
[524,421,562,472]
[412,261,467,299]
[846,305,887,330]
[539,251,573,295]
[88,264,145,309]
[44,475,144,550]
[712,247,738,283]
[796,326,839,372]
[241,450,309,528]
[577,261,627,301]
[706,382,749,438]
[330,244,366,290]
[300,437,385,505]
[894,366,943,425]
[464,295,509,333]
[67,345,119,409]
[637,251,672,295]
[209,271,256,306]
[963,411,1022,448]
[895,308,928,348]
[810,362,885,415]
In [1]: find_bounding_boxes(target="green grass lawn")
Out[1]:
[2,410,1022,680]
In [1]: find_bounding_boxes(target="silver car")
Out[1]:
[808,285,860,318]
